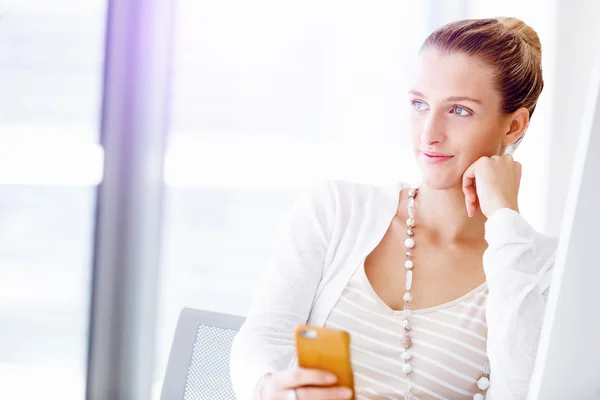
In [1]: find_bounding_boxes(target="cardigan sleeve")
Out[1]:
[229,181,337,400]
[483,208,558,400]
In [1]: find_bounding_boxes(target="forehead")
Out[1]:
[411,49,499,104]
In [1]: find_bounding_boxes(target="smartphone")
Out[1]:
[295,324,355,397]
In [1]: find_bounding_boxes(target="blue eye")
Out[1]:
[452,106,471,116]
[412,100,425,111]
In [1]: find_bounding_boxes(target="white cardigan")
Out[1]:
[229,180,558,400]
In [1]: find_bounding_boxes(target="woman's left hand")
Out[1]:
[462,154,522,218]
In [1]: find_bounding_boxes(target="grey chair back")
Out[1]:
[161,308,245,400]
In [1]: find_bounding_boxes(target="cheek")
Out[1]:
[458,126,503,157]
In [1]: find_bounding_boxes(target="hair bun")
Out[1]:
[497,17,542,58]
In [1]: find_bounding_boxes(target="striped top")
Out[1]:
[325,262,489,400]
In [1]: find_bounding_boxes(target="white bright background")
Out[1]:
[0,0,598,399]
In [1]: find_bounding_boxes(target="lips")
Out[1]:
[420,150,454,164]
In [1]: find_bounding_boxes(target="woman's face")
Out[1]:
[408,49,512,190]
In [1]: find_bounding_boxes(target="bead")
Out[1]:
[405,270,413,290]
[477,376,490,390]
[401,351,412,360]
[404,238,415,249]
[403,336,412,348]
[402,319,411,330]
[408,188,417,197]
[473,394,484,400]
[406,218,415,228]
[405,251,412,257]
[407,229,413,236]
[405,260,414,269]
[402,363,413,374]
[403,292,412,302]
[403,305,412,317]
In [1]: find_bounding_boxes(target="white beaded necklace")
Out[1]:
[401,187,491,400]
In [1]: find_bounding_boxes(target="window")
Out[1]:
[153,1,428,395]
[0,1,106,399]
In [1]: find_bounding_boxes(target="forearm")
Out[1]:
[483,208,557,399]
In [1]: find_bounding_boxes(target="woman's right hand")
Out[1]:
[259,367,354,400]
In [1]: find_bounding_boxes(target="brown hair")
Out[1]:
[421,17,544,149]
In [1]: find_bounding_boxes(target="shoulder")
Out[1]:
[293,180,410,241]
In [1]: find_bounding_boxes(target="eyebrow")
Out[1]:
[408,90,483,105]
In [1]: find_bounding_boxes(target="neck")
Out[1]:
[413,184,487,244]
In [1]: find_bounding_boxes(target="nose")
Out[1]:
[420,111,447,146]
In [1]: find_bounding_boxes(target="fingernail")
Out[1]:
[325,374,337,383]
[339,388,353,398]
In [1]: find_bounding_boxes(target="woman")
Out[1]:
[230,17,557,400]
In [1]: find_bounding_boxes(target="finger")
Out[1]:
[295,386,354,400]
[462,163,479,217]
[275,367,337,389]
[462,163,478,205]
[471,197,480,217]
[465,196,477,218]
[465,191,480,217]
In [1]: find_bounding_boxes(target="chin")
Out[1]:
[418,164,463,190]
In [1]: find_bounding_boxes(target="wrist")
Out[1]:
[489,200,519,217]
[486,206,519,222]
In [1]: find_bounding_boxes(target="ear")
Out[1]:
[503,107,530,146]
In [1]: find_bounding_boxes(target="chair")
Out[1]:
[161,308,245,400]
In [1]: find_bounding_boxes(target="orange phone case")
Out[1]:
[295,325,355,397]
